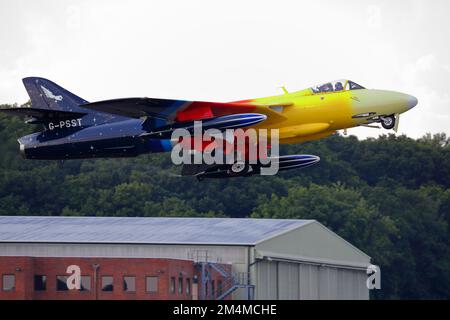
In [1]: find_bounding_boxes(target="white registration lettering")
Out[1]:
[48,118,83,130]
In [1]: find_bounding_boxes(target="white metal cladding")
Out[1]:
[0,216,312,245]
[0,243,248,264]
[255,260,369,300]
[255,221,371,268]
[299,264,319,299]
[256,260,279,299]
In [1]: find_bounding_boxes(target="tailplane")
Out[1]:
[15,77,126,126]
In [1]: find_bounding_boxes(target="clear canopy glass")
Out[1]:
[310,79,365,94]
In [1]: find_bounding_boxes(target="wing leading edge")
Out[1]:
[80,98,287,124]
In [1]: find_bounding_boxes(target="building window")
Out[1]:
[186,278,191,295]
[101,276,114,291]
[146,276,158,293]
[80,276,91,291]
[178,277,183,295]
[123,276,136,292]
[2,274,15,291]
[56,275,90,291]
[34,275,47,291]
[56,276,68,291]
[170,277,176,294]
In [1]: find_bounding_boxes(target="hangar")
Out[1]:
[0,216,371,300]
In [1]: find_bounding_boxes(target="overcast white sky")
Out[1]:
[1,0,449,139]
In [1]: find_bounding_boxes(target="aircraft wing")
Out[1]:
[80,98,287,124]
[80,98,187,120]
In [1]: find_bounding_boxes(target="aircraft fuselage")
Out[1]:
[5,78,417,170]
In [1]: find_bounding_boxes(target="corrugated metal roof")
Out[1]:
[0,216,313,245]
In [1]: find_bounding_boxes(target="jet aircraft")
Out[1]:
[0,78,417,179]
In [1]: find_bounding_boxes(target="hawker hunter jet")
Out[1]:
[0,77,417,179]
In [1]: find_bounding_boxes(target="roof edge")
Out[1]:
[254,219,315,245]
[255,250,371,270]
[0,240,255,246]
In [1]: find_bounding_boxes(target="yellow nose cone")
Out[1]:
[351,90,418,117]
[407,95,418,110]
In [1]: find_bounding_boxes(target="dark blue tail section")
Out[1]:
[23,77,89,112]
[22,77,126,125]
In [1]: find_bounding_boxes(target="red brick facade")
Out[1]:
[0,256,230,300]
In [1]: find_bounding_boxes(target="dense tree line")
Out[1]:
[0,104,449,299]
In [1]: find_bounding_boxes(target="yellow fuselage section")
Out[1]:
[247,87,413,144]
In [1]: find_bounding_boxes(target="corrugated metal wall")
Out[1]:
[256,260,368,300]
[0,243,248,263]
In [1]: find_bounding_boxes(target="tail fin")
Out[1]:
[23,77,89,112]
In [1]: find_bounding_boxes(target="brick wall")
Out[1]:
[0,256,222,300]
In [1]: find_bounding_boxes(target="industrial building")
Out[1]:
[0,216,371,300]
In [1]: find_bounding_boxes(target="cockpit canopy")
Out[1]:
[310,79,365,94]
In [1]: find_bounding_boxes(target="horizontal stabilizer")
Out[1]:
[0,107,87,124]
